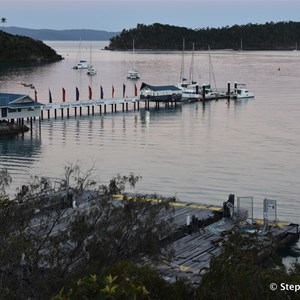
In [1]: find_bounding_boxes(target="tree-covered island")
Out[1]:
[106,21,300,51]
[0,30,63,62]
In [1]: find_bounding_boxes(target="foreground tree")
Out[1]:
[196,231,300,300]
[0,165,176,299]
[52,261,194,300]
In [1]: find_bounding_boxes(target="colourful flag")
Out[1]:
[62,87,66,102]
[123,84,126,98]
[89,86,92,100]
[112,85,115,98]
[49,89,52,103]
[100,85,104,99]
[134,84,138,97]
[76,87,80,101]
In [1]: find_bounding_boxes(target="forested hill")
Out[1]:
[0,31,63,62]
[106,21,300,51]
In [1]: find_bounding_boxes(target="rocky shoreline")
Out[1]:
[0,121,29,136]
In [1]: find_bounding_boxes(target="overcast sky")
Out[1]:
[2,0,300,32]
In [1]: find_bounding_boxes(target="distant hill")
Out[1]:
[106,21,300,50]
[3,27,119,41]
[0,31,63,62]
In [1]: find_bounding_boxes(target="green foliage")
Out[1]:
[106,21,300,50]
[0,30,62,62]
[52,261,194,300]
[0,166,176,299]
[196,230,300,300]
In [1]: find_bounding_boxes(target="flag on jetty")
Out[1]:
[100,86,104,99]
[49,89,53,103]
[34,89,37,102]
[134,84,138,97]
[62,87,66,102]
[89,86,92,100]
[123,84,126,98]
[112,85,115,98]
[76,87,80,101]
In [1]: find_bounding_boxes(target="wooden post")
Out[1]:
[39,117,41,134]
[74,107,77,116]
[137,101,140,110]
[67,108,70,118]
[30,117,33,131]
[80,107,82,116]
[104,104,107,114]
[122,103,124,112]
[41,111,43,120]
[134,102,136,110]
[92,106,95,115]
[87,106,90,116]
[114,103,117,112]
[202,85,206,101]
[61,108,64,118]
[227,82,231,100]
[126,103,128,111]
[99,105,102,115]
[111,104,114,112]
[47,110,50,119]
[54,109,57,119]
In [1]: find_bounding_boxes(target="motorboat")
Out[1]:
[232,84,255,99]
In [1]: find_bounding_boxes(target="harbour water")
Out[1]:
[0,41,299,227]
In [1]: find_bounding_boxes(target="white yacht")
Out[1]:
[87,66,97,75]
[73,60,90,69]
[127,69,140,80]
[127,40,140,80]
[232,84,255,99]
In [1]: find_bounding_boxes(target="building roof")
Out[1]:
[0,93,43,108]
[140,82,181,92]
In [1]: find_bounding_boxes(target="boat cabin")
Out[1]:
[140,82,182,101]
[0,93,43,121]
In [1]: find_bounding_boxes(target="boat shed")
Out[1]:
[0,93,43,121]
[140,82,182,101]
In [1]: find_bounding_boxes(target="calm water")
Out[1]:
[0,41,299,226]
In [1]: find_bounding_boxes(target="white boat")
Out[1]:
[73,39,90,69]
[73,60,90,69]
[127,40,140,80]
[232,84,255,99]
[181,83,223,101]
[87,43,97,75]
[127,69,140,79]
[87,66,97,75]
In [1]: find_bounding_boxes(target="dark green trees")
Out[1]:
[106,21,300,51]
[0,167,176,299]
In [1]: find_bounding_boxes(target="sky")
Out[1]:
[1,0,300,32]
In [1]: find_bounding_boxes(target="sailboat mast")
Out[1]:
[208,45,217,90]
[89,41,92,67]
[179,38,185,82]
[189,42,195,83]
[132,39,135,70]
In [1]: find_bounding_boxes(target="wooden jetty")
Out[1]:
[156,203,299,284]
[16,177,299,286]
[114,193,299,284]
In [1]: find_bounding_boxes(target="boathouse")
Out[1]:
[139,82,182,101]
[0,93,43,121]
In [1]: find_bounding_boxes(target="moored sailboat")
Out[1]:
[127,40,140,80]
